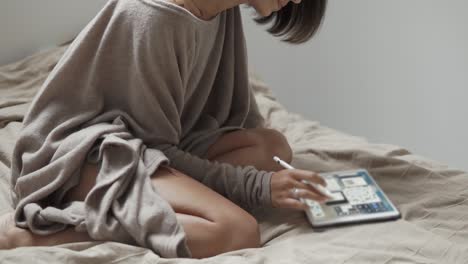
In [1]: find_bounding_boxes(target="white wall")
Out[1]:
[241,0,468,171]
[0,0,107,65]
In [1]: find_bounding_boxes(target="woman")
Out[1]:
[0,0,328,259]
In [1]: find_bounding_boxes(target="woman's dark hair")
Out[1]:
[254,0,327,44]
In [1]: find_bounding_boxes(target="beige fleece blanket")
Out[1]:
[1,45,467,263]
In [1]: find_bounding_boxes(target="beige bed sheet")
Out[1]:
[0,46,467,263]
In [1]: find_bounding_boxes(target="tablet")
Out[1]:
[300,169,401,228]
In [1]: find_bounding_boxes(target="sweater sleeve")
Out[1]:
[157,143,274,212]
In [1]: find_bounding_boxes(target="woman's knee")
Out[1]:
[150,165,261,253]
[215,211,261,252]
[254,128,292,163]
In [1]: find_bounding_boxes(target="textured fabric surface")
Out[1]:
[1,10,468,264]
[2,0,274,258]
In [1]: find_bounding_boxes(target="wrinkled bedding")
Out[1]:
[1,45,467,263]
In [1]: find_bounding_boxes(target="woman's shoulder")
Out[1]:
[113,0,212,29]
[94,0,200,51]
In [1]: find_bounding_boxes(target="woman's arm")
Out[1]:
[158,143,274,212]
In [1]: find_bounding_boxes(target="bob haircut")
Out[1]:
[254,0,327,44]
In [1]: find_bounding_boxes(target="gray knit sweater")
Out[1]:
[9,0,273,258]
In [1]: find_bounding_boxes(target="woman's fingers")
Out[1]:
[270,169,332,210]
[281,198,309,211]
[290,188,327,203]
[290,169,327,186]
[279,189,327,211]
[289,170,329,199]
[294,180,327,199]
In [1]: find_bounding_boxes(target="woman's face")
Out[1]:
[247,0,302,17]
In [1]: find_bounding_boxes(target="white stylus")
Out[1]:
[273,156,334,199]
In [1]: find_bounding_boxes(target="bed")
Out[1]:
[1,45,467,263]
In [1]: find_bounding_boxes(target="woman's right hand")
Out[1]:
[270,169,329,210]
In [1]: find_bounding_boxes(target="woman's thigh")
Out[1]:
[65,161,254,225]
[149,165,253,223]
[204,127,291,161]
[204,128,261,160]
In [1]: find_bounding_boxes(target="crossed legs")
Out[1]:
[0,127,292,258]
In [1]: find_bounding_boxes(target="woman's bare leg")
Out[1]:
[0,212,93,249]
[205,127,293,171]
[150,165,260,258]
[1,163,260,259]
[0,210,243,259]
[0,128,291,253]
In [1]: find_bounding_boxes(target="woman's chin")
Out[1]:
[258,9,274,17]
